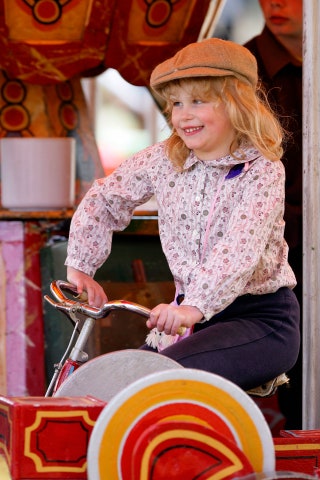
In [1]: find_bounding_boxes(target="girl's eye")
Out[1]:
[193,99,203,104]
[172,101,182,107]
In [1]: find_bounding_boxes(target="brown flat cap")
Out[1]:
[150,37,258,94]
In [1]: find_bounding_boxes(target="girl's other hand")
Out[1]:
[147,303,203,336]
[67,266,108,307]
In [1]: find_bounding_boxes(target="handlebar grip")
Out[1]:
[50,280,78,302]
[45,280,152,320]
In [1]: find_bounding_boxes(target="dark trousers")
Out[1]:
[141,287,300,391]
[277,281,302,429]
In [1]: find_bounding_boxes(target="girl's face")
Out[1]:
[170,85,236,161]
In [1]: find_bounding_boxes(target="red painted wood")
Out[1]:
[0,395,106,479]
[24,222,47,395]
[274,431,320,476]
[123,419,254,480]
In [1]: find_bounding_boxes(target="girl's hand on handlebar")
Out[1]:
[67,266,108,307]
[147,304,203,336]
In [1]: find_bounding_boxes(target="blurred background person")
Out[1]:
[244,0,303,429]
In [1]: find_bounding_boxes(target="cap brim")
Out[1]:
[151,66,245,94]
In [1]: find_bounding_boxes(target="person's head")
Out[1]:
[150,38,284,169]
[258,0,303,43]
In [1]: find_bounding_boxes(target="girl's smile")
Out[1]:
[170,87,236,161]
[183,126,204,135]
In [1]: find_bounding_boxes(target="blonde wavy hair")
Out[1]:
[157,77,285,170]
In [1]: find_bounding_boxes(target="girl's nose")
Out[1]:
[180,106,194,120]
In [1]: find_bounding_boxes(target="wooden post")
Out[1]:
[302,0,320,429]
[0,242,6,394]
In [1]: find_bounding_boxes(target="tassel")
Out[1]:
[145,326,192,352]
[145,328,179,351]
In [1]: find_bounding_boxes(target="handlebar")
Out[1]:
[44,280,151,320]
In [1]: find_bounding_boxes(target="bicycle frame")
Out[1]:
[44,280,151,396]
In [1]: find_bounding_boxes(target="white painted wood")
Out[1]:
[302,0,320,429]
[198,0,227,40]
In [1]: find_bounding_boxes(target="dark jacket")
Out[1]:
[245,26,302,285]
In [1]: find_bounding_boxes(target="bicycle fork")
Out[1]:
[45,316,95,397]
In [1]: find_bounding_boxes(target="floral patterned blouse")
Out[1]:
[66,141,296,320]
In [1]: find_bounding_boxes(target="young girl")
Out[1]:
[65,38,300,391]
